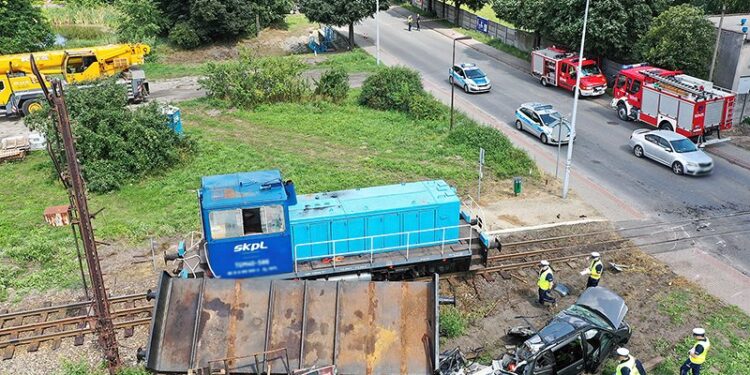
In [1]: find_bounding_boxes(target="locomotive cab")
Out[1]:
[199,170,298,278]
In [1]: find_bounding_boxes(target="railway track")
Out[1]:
[0,293,152,360]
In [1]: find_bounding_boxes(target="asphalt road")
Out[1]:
[355,8,750,308]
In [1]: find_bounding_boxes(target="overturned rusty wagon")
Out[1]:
[144,272,441,374]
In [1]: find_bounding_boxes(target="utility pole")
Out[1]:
[561,0,590,199]
[376,0,380,65]
[709,4,726,82]
[30,55,121,374]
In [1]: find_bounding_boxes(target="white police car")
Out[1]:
[449,63,491,93]
[515,103,574,145]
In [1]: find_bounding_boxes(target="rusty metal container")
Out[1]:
[144,272,440,375]
[43,205,70,226]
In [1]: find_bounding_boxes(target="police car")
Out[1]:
[449,63,491,93]
[515,103,574,145]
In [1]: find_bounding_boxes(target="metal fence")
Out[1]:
[410,0,537,52]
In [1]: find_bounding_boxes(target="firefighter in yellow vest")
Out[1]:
[614,348,646,375]
[586,252,604,288]
[537,260,556,306]
[680,328,710,375]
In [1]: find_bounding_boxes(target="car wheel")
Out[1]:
[541,77,548,87]
[21,99,44,116]
[540,134,548,144]
[672,161,684,175]
[449,76,454,85]
[463,84,469,93]
[515,120,523,131]
[659,122,674,132]
[617,103,629,121]
[633,145,644,158]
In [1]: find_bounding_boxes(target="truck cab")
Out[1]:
[199,170,298,278]
[531,47,607,96]
[499,288,631,375]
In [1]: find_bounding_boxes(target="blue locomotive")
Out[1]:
[185,169,495,280]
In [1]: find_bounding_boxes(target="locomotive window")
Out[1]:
[209,205,285,240]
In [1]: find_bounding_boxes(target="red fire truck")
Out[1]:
[531,46,607,96]
[611,64,735,143]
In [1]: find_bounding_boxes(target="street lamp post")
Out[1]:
[376,0,380,65]
[561,0,591,199]
[450,36,471,131]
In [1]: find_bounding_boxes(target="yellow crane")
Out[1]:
[0,43,151,116]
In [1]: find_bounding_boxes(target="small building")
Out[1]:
[44,205,70,227]
[708,14,750,95]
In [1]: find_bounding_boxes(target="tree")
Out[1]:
[493,0,668,61]
[638,4,714,77]
[451,0,489,26]
[0,0,55,55]
[116,0,164,43]
[155,0,293,48]
[682,0,750,14]
[299,0,389,50]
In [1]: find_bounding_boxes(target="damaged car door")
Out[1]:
[550,335,585,375]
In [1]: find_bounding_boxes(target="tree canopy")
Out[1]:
[299,0,389,49]
[638,4,715,78]
[493,0,668,61]
[0,0,55,55]
[155,0,293,49]
[451,0,489,25]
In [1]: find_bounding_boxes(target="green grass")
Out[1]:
[440,306,469,338]
[59,360,150,375]
[281,13,316,32]
[0,91,534,300]
[143,61,206,79]
[44,4,119,28]
[439,22,529,61]
[315,48,381,73]
[657,290,692,325]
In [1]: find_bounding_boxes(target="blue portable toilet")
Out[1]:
[162,105,183,135]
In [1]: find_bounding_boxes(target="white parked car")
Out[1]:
[514,103,573,145]
[628,129,713,175]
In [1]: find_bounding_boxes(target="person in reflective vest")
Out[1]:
[680,328,710,375]
[586,252,604,288]
[537,260,556,306]
[614,348,646,375]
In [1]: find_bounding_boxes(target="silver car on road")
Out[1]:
[628,129,713,175]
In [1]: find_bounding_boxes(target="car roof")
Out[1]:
[645,130,688,141]
[521,102,556,113]
[456,63,479,69]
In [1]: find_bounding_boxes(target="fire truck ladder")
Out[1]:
[640,70,712,100]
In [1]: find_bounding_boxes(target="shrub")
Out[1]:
[359,66,423,112]
[447,120,537,178]
[200,54,310,108]
[24,80,195,193]
[116,0,164,43]
[168,21,203,49]
[407,93,445,121]
[440,306,468,338]
[315,67,349,103]
[0,0,55,54]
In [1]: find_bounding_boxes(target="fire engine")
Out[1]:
[611,64,735,143]
[531,46,607,96]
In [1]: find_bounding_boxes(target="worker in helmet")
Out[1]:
[680,328,710,375]
[585,252,604,288]
[537,260,556,306]
[614,348,646,375]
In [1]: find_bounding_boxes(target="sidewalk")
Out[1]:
[706,140,750,171]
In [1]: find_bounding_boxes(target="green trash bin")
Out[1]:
[513,177,522,196]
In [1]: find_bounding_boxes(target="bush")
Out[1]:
[315,67,349,103]
[0,0,55,54]
[116,0,164,43]
[156,0,292,48]
[407,93,445,121]
[168,21,203,49]
[24,80,195,193]
[447,119,537,178]
[440,306,468,338]
[200,54,310,108]
[359,66,424,112]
